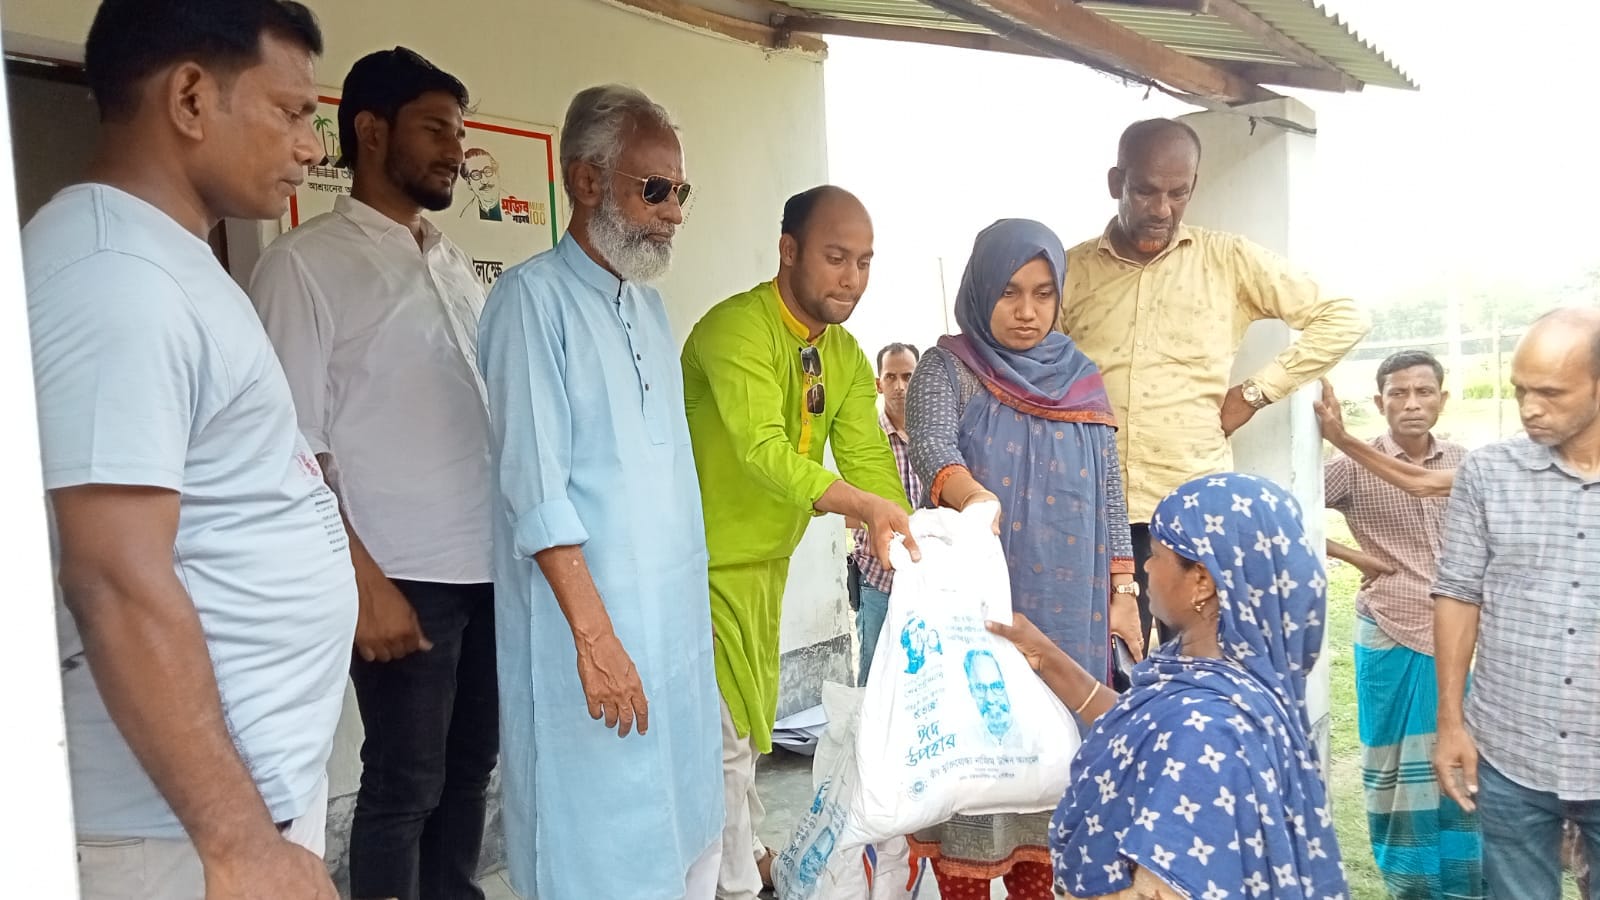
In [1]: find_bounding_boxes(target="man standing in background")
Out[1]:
[1319,351,1480,899]
[252,48,499,900]
[1060,117,1368,648]
[1433,308,1600,898]
[848,341,923,684]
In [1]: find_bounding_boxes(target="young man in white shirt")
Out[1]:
[25,3,352,898]
[251,48,497,900]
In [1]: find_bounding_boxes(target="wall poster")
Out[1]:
[284,92,563,290]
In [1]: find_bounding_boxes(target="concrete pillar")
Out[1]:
[1179,98,1334,767]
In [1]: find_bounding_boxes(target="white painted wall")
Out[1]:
[781,517,852,654]
[0,13,78,892]
[1180,97,1334,747]
[6,74,96,223]
[1,0,838,805]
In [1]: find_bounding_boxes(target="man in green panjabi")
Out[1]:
[681,185,916,899]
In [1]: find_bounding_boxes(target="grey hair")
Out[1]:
[560,84,677,202]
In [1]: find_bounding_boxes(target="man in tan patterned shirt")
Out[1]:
[1060,118,1368,646]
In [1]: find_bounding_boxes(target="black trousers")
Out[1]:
[1129,524,1176,648]
[348,580,498,900]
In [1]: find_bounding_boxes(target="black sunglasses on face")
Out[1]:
[800,346,825,415]
[605,167,692,206]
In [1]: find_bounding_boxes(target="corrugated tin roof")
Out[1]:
[776,0,1414,92]
[1082,0,1414,89]
[1234,0,1414,89]
[1078,4,1288,64]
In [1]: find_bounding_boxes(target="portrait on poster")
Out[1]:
[285,93,562,290]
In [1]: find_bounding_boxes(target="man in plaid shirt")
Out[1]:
[1320,351,1480,899]
[1432,309,1600,897]
[848,343,922,684]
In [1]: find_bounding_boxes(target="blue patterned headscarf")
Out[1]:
[1050,473,1347,900]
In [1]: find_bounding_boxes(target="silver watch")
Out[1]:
[1241,380,1270,410]
[1114,581,1141,598]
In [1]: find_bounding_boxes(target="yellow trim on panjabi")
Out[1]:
[773,279,815,342]
[770,280,823,455]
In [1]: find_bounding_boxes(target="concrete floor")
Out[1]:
[476,747,1007,899]
[479,869,518,900]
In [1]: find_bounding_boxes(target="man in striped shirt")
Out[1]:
[848,342,924,684]
[1433,307,1600,898]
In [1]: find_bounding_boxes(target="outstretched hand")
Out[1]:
[1314,378,1350,445]
[961,491,1002,535]
[862,493,921,570]
[986,613,1063,673]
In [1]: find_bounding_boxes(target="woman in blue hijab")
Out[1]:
[904,219,1138,899]
[992,472,1348,899]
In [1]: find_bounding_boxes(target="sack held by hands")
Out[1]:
[849,503,1082,844]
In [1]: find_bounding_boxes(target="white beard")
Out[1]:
[587,187,673,284]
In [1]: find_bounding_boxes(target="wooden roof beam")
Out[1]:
[780,17,1049,57]
[975,0,1275,103]
[1080,0,1210,11]
[1214,60,1361,92]
[734,0,816,19]
[604,0,827,53]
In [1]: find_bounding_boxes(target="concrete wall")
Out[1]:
[0,47,80,900]
[4,73,95,224]
[2,0,842,886]
[1180,97,1334,762]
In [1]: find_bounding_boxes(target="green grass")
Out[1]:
[1322,513,1580,899]
[1323,514,1389,899]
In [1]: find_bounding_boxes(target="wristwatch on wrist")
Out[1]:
[1113,581,1141,598]
[1241,380,1270,410]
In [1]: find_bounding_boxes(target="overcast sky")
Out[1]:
[824,0,1597,355]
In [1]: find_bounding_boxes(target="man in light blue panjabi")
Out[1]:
[478,85,722,900]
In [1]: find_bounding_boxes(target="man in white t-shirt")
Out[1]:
[252,48,497,900]
[23,3,353,899]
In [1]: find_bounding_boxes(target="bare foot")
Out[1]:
[757,848,777,888]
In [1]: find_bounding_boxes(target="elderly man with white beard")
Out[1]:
[477,84,723,900]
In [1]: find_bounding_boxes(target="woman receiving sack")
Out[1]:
[902,218,1140,899]
[993,473,1349,899]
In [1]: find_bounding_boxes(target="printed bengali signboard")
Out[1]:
[284,92,563,290]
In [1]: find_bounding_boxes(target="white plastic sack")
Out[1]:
[849,502,1081,843]
[812,682,863,795]
[862,836,925,900]
[773,683,926,900]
